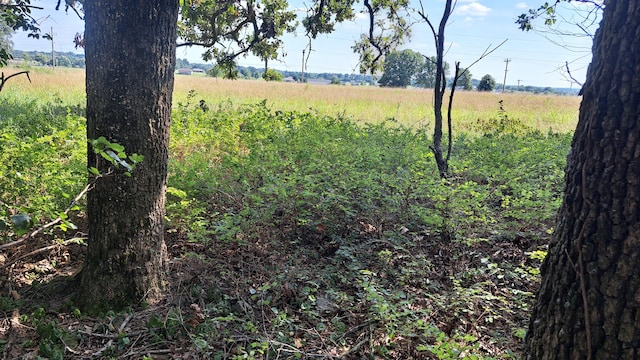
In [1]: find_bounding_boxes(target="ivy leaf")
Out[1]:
[129,153,144,164]
[108,142,125,153]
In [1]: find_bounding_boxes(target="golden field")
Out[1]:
[2,66,581,133]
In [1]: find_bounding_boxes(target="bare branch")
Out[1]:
[565,61,584,87]
[0,71,31,93]
[454,39,508,83]
[363,0,385,66]
[446,62,461,164]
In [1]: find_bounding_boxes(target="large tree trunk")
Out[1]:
[525,1,640,358]
[78,0,178,312]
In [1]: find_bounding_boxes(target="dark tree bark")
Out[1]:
[525,0,640,358]
[78,0,178,312]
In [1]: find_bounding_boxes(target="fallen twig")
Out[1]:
[0,182,92,251]
[0,237,86,269]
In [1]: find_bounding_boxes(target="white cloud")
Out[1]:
[455,2,491,18]
[515,2,529,10]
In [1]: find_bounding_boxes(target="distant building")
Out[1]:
[177,68,192,75]
[192,69,205,73]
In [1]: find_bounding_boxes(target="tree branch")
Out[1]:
[565,61,584,87]
[0,71,31,93]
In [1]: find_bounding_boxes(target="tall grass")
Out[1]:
[2,66,580,133]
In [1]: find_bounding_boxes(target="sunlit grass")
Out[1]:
[2,66,581,133]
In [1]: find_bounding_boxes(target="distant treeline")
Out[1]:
[12,50,85,68]
[175,58,377,85]
[11,50,578,94]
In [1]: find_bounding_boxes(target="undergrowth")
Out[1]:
[0,90,573,358]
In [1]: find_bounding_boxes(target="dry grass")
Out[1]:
[2,66,581,132]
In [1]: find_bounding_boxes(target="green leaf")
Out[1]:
[108,142,125,153]
[88,167,100,176]
[129,153,144,163]
[99,151,114,163]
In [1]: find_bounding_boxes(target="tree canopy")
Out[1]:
[378,49,422,88]
[415,55,450,88]
[178,0,410,74]
[0,0,412,74]
[516,0,604,33]
[377,50,451,88]
[457,67,473,90]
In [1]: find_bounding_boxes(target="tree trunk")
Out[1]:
[525,1,640,358]
[78,0,178,312]
[431,0,453,179]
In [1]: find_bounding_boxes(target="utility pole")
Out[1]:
[301,49,305,83]
[502,58,510,93]
[51,26,55,68]
[517,79,522,87]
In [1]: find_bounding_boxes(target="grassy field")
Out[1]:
[3,66,581,133]
[0,65,578,358]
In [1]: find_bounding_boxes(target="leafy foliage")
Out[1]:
[515,0,604,32]
[378,50,451,88]
[262,68,283,81]
[164,95,569,357]
[178,0,297,65]
[457,67,473,90]
[0,93,85,238]
[379,49,423,87]
[1,87,572,357]
[415,55,451,88]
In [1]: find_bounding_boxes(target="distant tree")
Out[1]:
[240,67,253,78]
[175,58,190,69]
[414,56,450,88]
[262,68,283,81]
[477,74,496,91]
[458,68,473,90]
[206,66,221,77]
[70,56,84,68]
[34,53,48,65]
[378,49,423,88]
[55,55,71,67]
[330,77,341,85]
[214,60,239,80]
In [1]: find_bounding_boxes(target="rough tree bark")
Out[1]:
[78,0,179,311]
[525,0,640,358]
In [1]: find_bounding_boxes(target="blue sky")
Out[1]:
[11,1,599,88]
